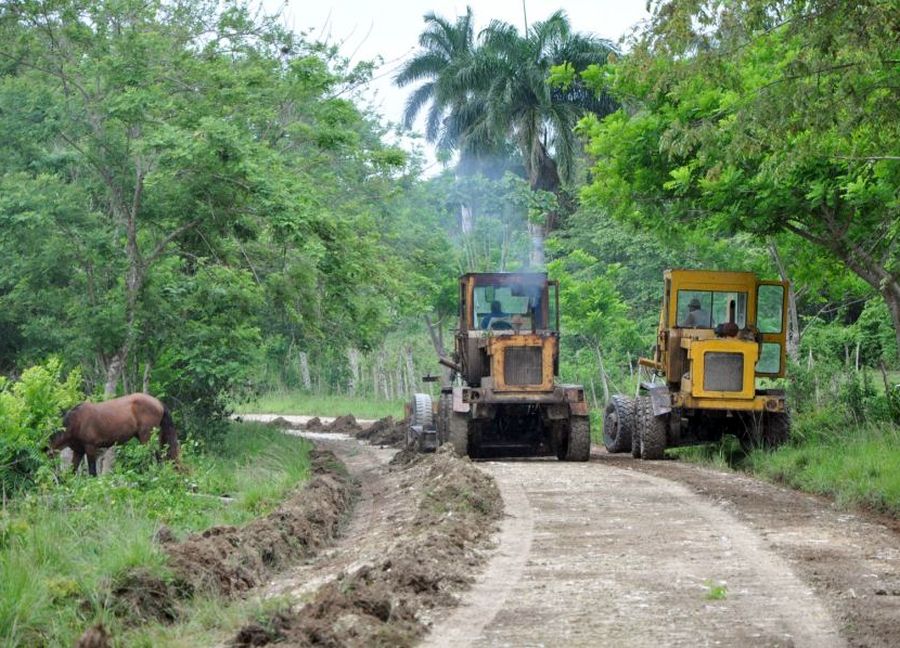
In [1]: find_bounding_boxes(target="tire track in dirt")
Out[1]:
[597,451,900,648]
[425,457,845,648]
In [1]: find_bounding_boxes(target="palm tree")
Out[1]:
[395,7,478,154]
[398,9,617,265]
[475,11,618,265]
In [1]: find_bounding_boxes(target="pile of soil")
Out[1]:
[354,415,408,448]
[232,444,503,647]
[107,449,356,625]
[304,416,324,431]
[266,416,298,429]
[304,414,363,435]
[325,414,363,435]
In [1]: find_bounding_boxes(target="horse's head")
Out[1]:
[48,403,83,455]
[45,429,68,456]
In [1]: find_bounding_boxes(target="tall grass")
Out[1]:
[747,421,900,514]
[0,422,311,646]
[237,390,405,419]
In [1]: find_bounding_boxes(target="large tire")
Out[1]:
[565,416,591,462]
[763,410,790,448]
[631,399,643,458]
[448,410,469,457]
[603,395,636,453]
[412,393,433,428]
[637,396,667,460]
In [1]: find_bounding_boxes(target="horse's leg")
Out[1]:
[71,445,85,475]
[85,446,98,477]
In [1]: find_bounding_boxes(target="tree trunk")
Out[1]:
[768,240,801,361]
[404,346,417,395]
[787,213,900,361]
[299,351,312,391]
[527,220,545,269]
[594,344,611,404]
[424,314,452,388]
[142,360,152,393]
[347,348,360,396]
[884,288,900,362]
[460,203,474,234]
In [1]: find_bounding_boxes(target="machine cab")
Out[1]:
[656,270,789,398]
[456,273,560,392]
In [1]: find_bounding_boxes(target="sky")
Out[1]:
[274,1,651,172]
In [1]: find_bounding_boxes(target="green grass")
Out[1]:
[667,418,900,517]
[0,422,312,647]
[746,423,900,514]
[236,390,405,420]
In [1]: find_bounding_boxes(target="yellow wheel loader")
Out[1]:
[603,269,790,459]
[410,272,590,460]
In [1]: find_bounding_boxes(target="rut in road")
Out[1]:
[256,433,402,604]
[425,458,845,648]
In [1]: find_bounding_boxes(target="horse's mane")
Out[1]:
[62,403,85,428]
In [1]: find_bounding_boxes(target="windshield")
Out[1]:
[473,282,544,331]
[677,290,748,329]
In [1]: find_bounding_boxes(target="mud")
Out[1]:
[231,445,503,647]
[110,449,355,625]
[354,415,408,448]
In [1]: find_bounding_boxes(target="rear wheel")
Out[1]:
[565,416,591,461]
[637,397,667,460]
[412,393,433,429]
[603,395,636,453]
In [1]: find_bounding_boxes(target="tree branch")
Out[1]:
[146,217,204,265]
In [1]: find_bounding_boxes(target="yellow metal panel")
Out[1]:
[688,338,758,400]
[489,334,556,392]
[672,393,785,412]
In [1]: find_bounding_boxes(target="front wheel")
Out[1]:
[603,395,636,453]
[564,416,591,462]
[637,397,667,460]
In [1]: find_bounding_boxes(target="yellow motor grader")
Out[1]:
[603,269,790,459]
[409,272,591,460]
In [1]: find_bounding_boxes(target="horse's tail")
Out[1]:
[160,405,180,461]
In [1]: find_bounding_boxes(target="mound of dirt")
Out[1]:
[266,416,297,429]
[232,444,503,647]
[355,415,408,448]
[304,416,324,431]
[326,414,362,435]
[112,449,355,625]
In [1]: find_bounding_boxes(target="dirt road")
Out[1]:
[242,421,900,647]
[422,453,899,647]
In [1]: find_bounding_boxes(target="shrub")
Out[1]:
[0,359,82,493]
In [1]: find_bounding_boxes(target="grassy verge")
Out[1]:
[669,419,900,517]
[237,391,405,420]
[745,423,900,514]
[0,422,311,647]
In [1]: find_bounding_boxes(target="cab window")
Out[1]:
[677,290,747,328]
[473,282,543,331]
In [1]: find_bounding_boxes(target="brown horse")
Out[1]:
[49,393,180,476]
